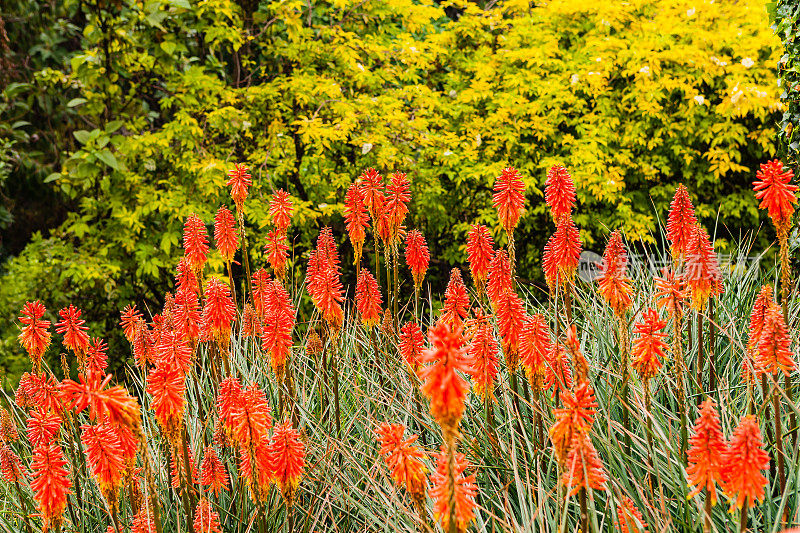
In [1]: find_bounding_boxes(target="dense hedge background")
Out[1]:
[0,0,784,386]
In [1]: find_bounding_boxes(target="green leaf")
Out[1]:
[73,130,92,145]
[161,41,177,55]
[95,149,119,170]
[67,98,87,108]
[44,173,61,184]
[105,120,124,133]
[168,0,191,8]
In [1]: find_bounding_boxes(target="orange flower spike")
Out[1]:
[545,165,576,222]
[399,322,425,374]
[81,421,125,508]
[543,216,582,290]
[265,229,290,279]
[753,159,798,232]
[226,163,252,213]
[386,171,411,238]
[0,408,18,443]
[216,377,243,441]
[305,228,345,331]
[31,444,72,532]
[84,338,109,378]
[119,304,143,343]
[722,415,769,512]
[495,290,525,374]
[214,206,239,263]
[466,309,499,400]
[344,182,369,263]
[200,446,229,497]
[356,269,383,328]
[156,331,193,375]
[269,421,307,506]
[686,399,728,504]
[183,214,210,273]
[653,268,687,320]
[666,184,697,262]
[520,314,551,388]
[359,168,385,220]
[420,321,470,435]
[269,189,294,235]
[0,445,24,483]
[545,342,573,397]
[757,301,796,375]
[563,433,607,495]
[405,229,430,289]
[194,498,222,533]
[170,447,199,488]
[261,280,295,380]
[631,309,668,382]
[231,384,273,450]
[548,381,598,463]
[441,268,470,329]
[251,268,272,319]
[466,224,494,293]
[55,304,90,356]
[375,422,427,496]
[146,364,186,445]
[200,278,236,349]
[617,496,647,533]
[175,257,200,299]
[430,448,478,533]
[18,301,51,370]
[27,409,62,448]
[597,230,633,316]
[684,225,723,310]
[748,285,774,355]
[487,250,513,307]
[174,292,201,345]
[132,508,157,533]
[493,167,526,236]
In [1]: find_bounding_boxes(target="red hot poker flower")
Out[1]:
[617,496,647,533]
[31,444,72,532]
[146,363,186,445]
[260,280,295,380]
[18,301,51,371]
[520,314,551,389]
[405,229,430,289]
[493,167,526,236]
[722,415,769,512]
[344,182,369,263]
[59,374,141,430]
[251,268,272,319]
[305,228,345,331]
[466,224,494,294]
[200,446,229,497]
[119,304,142,343]
[356,269,383,328]
[420,321,470,437]
[0,445,24,483]
[748,285,774,356]
[549,381,598,464]
[175,257,199,300]
[227,163,252,212]
[156,331,193,375]
[359,168,385,220]
[269,189,294,235]
[0,408,18,443]
[386,172,411,241]
[265,229,290,279]
[231,384,273,451]
[757,301,796,375]
[653,268,687,320]
[55,304,90,356]
[495,290,525,374]
[487,250,513,308]
[183,214,210,273]
[214,206,239,263]
[631,309,668,381]
[753,159,797,233]
[81,421,125,510]
[174,292,201,345]
[216,377,243,441]
[201,278,236,349]
[376,422,427,497]
[545,165,576,222]
[27,409,61,448]
[666,184,697,262]
[466,309,499,400]
[687,399,728,504]
[269,421,306,506]
[597,230,633,317]
[194,498,222,533]
[685,225,723,310]
[430,448,477,533]
[545,342,573,397]
[400,322,425,375]
[563,432,607,495]
[543,216,582,290]
[441,269,470,329]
